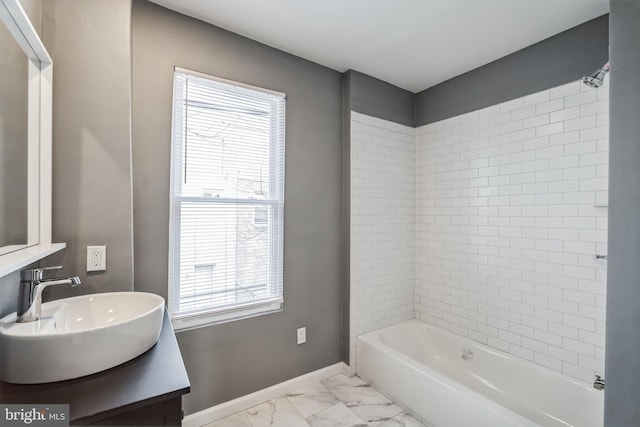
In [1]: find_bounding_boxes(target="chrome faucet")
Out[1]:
[17,266,81,323]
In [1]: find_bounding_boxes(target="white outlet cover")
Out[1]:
[87,245,106,272]
[297,327,306,345]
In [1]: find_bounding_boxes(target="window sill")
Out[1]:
[171,299,283,332]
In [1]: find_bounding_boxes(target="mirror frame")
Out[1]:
[0,0,60,275]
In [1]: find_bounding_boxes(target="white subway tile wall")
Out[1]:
[350,112,416,372]
[415,78,608,382]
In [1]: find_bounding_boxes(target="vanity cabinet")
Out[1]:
[80,398,183,426]
[0,310,190,426]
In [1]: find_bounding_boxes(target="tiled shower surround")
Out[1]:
[351,78,609,382]
[350,112,416,371]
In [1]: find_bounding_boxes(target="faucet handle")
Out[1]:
[20,265,63,281]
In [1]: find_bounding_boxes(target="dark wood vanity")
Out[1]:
[0,310,190,425]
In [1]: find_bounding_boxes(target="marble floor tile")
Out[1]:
[378,412,429,427]
[321,375,403,426]
[204,412,253,427]
[199,375,424,427]
[286,381,341,418]
[320,375,386,405]
[348,403,404,427]
[306,403,368,427]
[245,397,310,427]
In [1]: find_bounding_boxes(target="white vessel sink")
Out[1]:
[0,292,164,384]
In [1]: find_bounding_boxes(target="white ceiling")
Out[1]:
[149,0,609,93]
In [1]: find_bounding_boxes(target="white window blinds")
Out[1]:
[169,68,285,329]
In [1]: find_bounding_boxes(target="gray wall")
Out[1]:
[41,0,134,300]
[131,0,343,414]
[345,70,414,127]
[415,14,609,126]
[19,0,42,36]
[605,1,640,425]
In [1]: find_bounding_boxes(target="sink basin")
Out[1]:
[0,292,164,384]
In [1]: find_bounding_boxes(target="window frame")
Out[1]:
[168,67,286,331]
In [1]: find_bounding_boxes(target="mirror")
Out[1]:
[0,10,29,253]
[0,0,51,257]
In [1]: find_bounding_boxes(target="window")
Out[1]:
[169,68,285,330]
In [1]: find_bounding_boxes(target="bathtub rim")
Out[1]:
[358,319,599,390]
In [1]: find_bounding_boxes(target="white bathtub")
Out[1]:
[357,320,603,427]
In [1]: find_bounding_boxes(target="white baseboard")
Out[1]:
[182,362,350,427]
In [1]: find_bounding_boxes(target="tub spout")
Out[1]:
[462,348,474,361]
[594,374,605,391]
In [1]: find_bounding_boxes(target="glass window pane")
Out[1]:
[176,201,275,314]
[170,70,285,324]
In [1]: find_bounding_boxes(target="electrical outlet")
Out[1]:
[87,245,106,272]
[297,327,306,345]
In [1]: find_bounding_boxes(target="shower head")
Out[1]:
[582,62,610,88]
